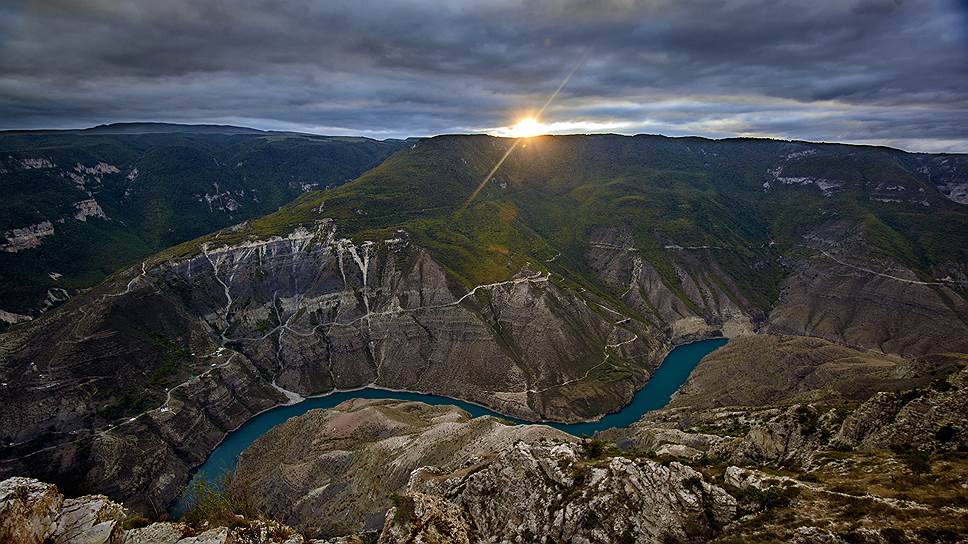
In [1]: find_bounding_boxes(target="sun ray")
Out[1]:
[506,117,547,138]
[458,50,590,215]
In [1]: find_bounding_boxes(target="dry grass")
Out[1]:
[713,450,968,543]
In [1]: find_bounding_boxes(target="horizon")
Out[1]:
[1,1,967,153]
[3,120,964,155]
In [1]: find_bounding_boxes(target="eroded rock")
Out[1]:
[233,399,572,538]
[395,441,736,544]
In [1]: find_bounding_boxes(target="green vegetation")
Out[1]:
[6,133,966,322]
[182,473,259,527]
[170,134,968,321]
[581,438,610,459]
[0,131,406,314]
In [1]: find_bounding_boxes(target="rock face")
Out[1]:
[0,476,317,544]
[1,477,63,544]
[1,477,127,544]
[584,225,757,342]
[170,225,657,423]
[0,222,663,511]
[383,441,736,544]
[766,221,968,357]
[1,221,55,252]
[378,493,470,544]
[233,399,572,538]
[836,359,968,452]
[917,153,968,205]
[72,199,108,221]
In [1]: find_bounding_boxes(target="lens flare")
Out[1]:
[507,117,547,138]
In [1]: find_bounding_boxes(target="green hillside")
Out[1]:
[171,134,968,315]
[0,128,407,315]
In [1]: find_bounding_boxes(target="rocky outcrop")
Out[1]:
[383,441,736,544]
[917,153,968,205]
[1,477,63,544]
[377,493,470,544]
[0,308,31,325]
[0,477,326,544]
[73,199,108,221]
[1,221,54,252]
[233,399,572,538]
[1,477,127,544]
[604,402,840,470]
[836,360,968,452]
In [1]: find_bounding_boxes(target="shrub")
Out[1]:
[182,473,258,527]
[935,424,957,443]
[121,512,153,530]
[582,438,608,459]
[899,451,932,484]
[796,472,820,483]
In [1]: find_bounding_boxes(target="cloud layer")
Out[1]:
[1,0,966,151]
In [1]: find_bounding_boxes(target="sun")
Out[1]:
[507,117,548,138]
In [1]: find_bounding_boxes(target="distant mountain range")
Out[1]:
[0,124,408,317]
[3,122,286,135]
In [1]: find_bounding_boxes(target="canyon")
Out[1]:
[0,133,966,542]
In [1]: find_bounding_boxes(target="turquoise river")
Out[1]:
[176,337,728,513]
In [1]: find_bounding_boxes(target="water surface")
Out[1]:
[175,337,727,513]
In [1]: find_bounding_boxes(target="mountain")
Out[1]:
[0,126,408,318]
[81,122,270,135]
[1,133,966,514]
[1,122,270,136]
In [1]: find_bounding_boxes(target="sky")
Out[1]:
[0,0,966,152]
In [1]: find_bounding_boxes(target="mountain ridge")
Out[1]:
[1,132,966,515]
[0,130,408,317]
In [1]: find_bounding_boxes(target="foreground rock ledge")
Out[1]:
[382,441,737,543]
[1,438,740,543]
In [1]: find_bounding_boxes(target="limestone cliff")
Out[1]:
[3,133,968,521]
[233,399,571,537]
[386,441,736,544]
[0,476,322,544]
[0,222,662,512]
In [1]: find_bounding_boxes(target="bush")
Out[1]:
[899,451,932,484]
[935,424,957,443]
[582,438,608,459]
[733,484,801,513]
[796,472,820,483]
[121,512,153,530]
[182,473,258,527]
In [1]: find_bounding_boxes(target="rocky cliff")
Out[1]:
[2,133,967,521]
[233,399,571,537]
[0,128,407,317]
[0,221,665,513]
[0,476,335,544]
[387,440,736,543]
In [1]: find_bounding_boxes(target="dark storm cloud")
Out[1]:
[0,0,965,151]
